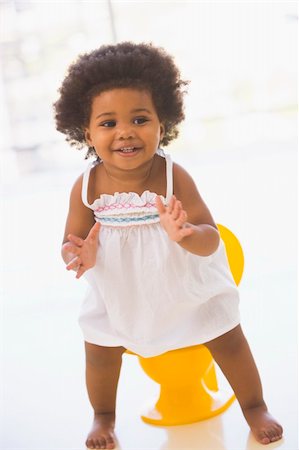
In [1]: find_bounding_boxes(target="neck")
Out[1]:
[102,157,155,190]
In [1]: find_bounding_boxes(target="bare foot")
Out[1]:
[86,413,116,449]
[243,404,283,445]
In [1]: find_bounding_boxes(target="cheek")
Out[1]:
[93,130,109,143]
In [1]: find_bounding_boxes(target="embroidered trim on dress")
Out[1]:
[95,202,156,213]
[97,214,160,224]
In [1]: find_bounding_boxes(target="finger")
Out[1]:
[180,226,194,238]
[75,265,86,279]
[168,195,176,213]
[67,234,84,247]
[176,210,188,227]
[179,226,194,239]
[66,256,81,271]
[63,243,81,255]
[155,195,166,214]
[172,200,182,220]
[87,222,101,240]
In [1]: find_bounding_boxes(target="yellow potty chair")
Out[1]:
[129,224,244,426]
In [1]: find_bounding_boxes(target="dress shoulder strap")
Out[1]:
[165,153,173,203]
[81,160,98,208]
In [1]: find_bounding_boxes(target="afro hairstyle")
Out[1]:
[53,42,188,158]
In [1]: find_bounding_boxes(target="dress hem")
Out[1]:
[80,316,241,358]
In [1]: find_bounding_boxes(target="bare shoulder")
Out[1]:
[173,162,217,228]
[69,173,84,201]
[173,163,199,197]
[62,173,95,243]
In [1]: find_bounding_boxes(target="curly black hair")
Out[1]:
[53,42,189,158]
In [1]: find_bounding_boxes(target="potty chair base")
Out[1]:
[137,347,236,426]
[141,386,235,426]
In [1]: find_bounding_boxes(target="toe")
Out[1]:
[86,439,95,449]
[256,431,271,445]
[94,439,102,449]
[106,436,115,449]
[270,426,283,442]
[269,432,278,442]
[258,426,283,445]
[276,424,284,436]
[270,427,283,442]
[99,438,107,449]
[96,439,104,449]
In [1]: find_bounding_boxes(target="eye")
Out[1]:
[100,120,116,127]
[133,117,149,125]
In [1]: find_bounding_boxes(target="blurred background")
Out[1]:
[0,1,297,174]
[0,1,297,450]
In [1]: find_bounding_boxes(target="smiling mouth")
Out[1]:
[115,146,141,154]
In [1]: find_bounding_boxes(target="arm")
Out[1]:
[156,163,220,257]
[61,174,100,278]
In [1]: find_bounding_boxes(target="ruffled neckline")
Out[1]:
[90,190,166,210]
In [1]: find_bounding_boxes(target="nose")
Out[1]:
[116,123,136,140]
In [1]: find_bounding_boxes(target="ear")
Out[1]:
[84,129,92,146]
[160,123,165,141]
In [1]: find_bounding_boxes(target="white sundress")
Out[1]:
[78,151,240,357]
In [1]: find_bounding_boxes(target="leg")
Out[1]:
[204,325,283,445]
[84,342,126,450]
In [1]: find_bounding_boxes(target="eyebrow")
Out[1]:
[95,108,152,119]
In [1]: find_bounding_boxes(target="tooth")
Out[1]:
[121,147,135,152]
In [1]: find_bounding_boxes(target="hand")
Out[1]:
[62,222,101,279]
[155,195,194,242]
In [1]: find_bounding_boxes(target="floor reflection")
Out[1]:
[158,417,227,450]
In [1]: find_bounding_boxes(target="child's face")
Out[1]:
[84,88,165,168]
